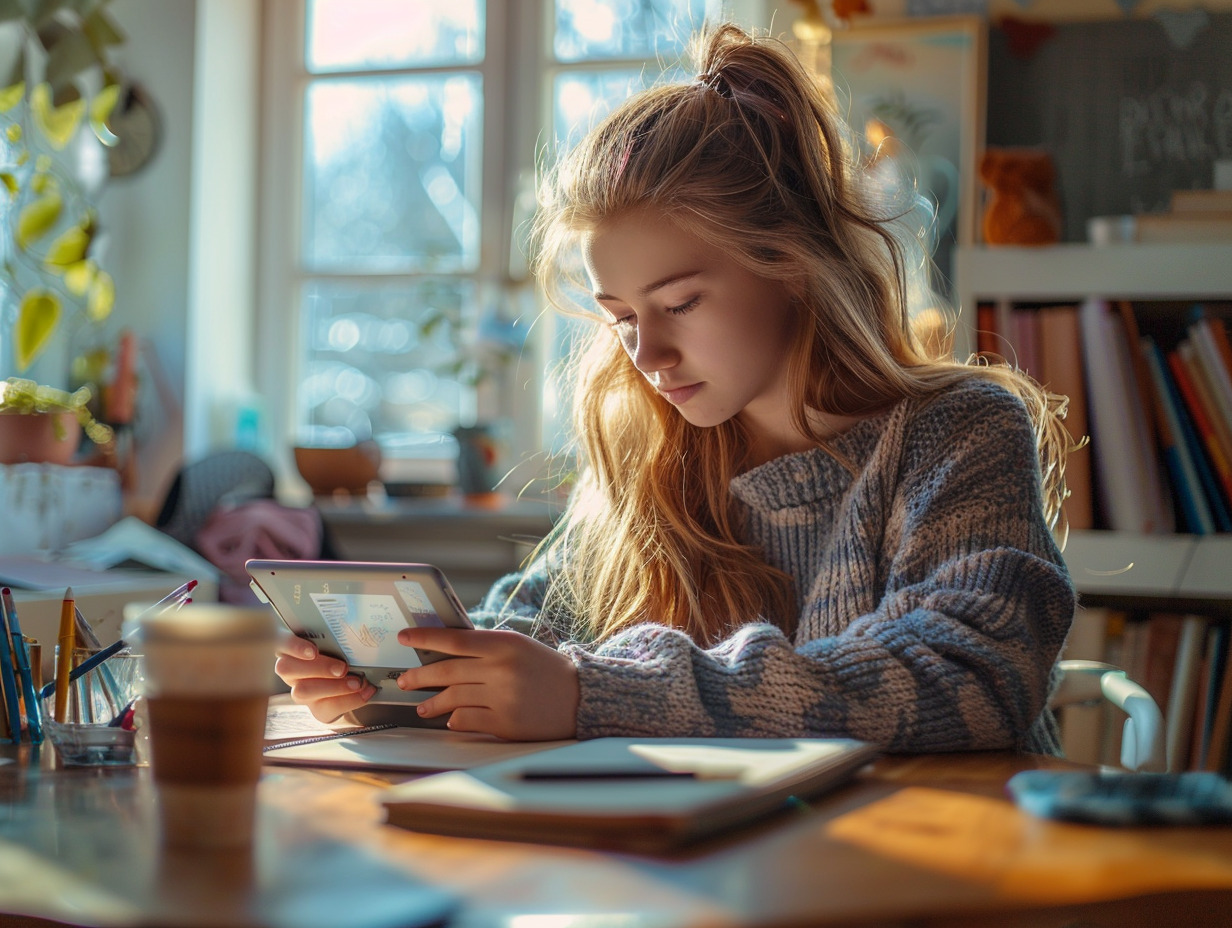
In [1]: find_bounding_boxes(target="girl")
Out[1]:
[276,23,1077,754]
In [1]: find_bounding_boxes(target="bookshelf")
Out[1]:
[956,243,1232,772]
[953,243,1232,359]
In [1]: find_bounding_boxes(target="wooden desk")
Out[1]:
[2,746,1231,928]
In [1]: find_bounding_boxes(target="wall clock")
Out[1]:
[106,82,162,178]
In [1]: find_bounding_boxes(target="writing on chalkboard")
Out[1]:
[1120,83,1232,180]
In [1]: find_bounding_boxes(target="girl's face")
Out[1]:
[583,211,799,442]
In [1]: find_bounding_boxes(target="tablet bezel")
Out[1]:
[245,558,474,706]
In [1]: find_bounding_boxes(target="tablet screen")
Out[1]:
[310,579,448,668]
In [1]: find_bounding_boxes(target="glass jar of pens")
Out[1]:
[32,580,196,766]
[41,644,148,767]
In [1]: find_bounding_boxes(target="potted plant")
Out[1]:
[0,375,111,464]
[0,0,125,384]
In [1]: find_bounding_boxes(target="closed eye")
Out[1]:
[667,296,700,315]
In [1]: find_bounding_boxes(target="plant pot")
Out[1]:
[0,410,82,465]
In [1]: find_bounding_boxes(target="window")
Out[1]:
[259,0,721,480]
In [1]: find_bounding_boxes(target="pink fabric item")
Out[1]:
[195,500,323,603]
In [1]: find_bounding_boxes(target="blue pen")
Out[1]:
[38,638,127,702]
[0,590,41,743]
[0,595,22,743]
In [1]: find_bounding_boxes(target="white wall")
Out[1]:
[99,0,197,517]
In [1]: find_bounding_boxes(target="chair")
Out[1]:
[1050,659,1167,772]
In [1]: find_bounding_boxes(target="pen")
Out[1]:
[0,595,22,743]
[134,579,198,621]
[38,638,128,701]
[54,587,76,721]
[1,589,41,743]
[517,768,700,781]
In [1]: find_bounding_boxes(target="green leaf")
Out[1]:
[87,268,113,321]
[0,81,23,113]
[82,6,124,51]
[31,82,84,149]
[15,288,61,372]
[16,190,62,248]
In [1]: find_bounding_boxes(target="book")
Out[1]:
[1135,212,1232,243]
[379,737,879,852]
[1190,317,1232,437]
[1177,340,1232,479]
[1196,624,1229,770]
[1167,616,1209,772]
[1056,606,1110,765]
[1011,307,1040,377]
[1037,305,1093,530]
[1079,298,1172,533]
[976,301,998,357]
[1140,336,1215,533]
[1141,614,1184,718]
[1205,628,1232,773]
[1168,347,1232,515]
[1170,190,1232,214]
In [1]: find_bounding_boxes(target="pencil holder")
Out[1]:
[43,646,148,767]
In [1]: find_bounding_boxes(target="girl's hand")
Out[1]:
[273,631,377,723]
[395,628,579,741]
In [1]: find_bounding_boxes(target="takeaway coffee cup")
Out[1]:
[127,603,278,849]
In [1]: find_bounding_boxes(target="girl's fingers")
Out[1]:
[398,626,514,657]
[274,653,350,682]
[442,706,503,735]
[396,656,482,691]
[275,632,318,661]
[414,683,490,719]
[289,676,376,723]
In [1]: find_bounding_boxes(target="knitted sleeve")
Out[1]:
[562,382,1076,752]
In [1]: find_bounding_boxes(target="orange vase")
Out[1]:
[0,410,82,465]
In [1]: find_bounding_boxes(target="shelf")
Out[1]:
[1063,530,1232,618]
[955,242,1232,304]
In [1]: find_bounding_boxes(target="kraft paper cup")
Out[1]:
[126,603,278,850]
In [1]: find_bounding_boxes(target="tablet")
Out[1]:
[245,558,474,707]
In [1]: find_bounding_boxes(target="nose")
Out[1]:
[626,316,680,381]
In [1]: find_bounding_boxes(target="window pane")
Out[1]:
[304,75,482,272]
[299,279,478,455]
[552,66,687,151]
[306,0,484,72]
[554,0,710,62]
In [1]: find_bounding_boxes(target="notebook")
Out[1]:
[263,723,577,772]
[379,736,878,852]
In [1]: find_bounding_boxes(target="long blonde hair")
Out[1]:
[528,24,1074,646]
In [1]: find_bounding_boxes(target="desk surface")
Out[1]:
[2,746,1232,928]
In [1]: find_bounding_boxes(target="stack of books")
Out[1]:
[1135,189,1232,243]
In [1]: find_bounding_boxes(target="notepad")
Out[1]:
[379,737,878,852]
[262,724,576,772]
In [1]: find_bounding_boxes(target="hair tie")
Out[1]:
[695,70,731,98]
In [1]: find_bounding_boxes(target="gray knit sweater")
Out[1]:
[471,379,1077,754]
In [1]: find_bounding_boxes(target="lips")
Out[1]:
[659,383,702,405]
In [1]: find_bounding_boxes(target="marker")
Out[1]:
[53,587,76,722]
[1,589,41,742]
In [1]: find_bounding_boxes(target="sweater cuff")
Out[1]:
[562,636,711,738]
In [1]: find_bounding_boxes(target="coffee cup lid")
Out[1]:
[126,604,278,644]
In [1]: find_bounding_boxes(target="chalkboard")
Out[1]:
[986,14,1232,242]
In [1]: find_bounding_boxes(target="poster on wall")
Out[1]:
[831,16,986,298]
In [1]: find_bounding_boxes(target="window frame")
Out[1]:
[256,0,749,484]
